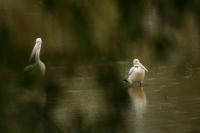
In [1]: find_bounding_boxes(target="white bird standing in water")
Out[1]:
[24,38,46,75]
[127,59,148,84]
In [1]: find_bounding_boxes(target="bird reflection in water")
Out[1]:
[128,86,147,132]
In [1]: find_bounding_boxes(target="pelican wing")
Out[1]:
[23,62,37,72]
[128,67,135,75]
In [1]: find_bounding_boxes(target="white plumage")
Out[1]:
[24,38,46,75]
[127,59,148,84]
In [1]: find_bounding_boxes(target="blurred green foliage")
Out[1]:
[0,0,200,133]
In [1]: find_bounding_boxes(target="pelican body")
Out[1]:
[24,38,46,75]
[127,59,148,84]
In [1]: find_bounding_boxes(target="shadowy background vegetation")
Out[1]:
[0,0,200,133]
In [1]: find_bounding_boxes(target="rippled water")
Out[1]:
[47,62,200,133]
[1,61,200,133]
[1,1,200,132]
[142,66,200,133]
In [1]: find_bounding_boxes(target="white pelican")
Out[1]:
[127,59,148,84]
[24,38,46,75]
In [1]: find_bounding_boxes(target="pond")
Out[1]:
[8,61,199,133]
[1,1,200,132]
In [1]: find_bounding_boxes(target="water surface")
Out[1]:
[47,62,200,133]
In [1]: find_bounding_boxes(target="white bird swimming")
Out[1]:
[24,38,46,75]
[127,59,148,84]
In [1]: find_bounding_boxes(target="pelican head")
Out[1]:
[133,58,140,65]
[133,58,148,72]
[29,37,42,61]
[36,37,42,44]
